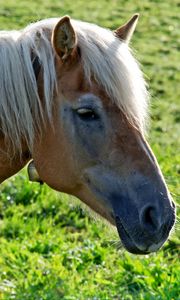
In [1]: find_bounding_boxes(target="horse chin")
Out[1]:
[77,191,158,255]
[115,216,151,254]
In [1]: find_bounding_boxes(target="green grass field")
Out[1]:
[0,0,179,299]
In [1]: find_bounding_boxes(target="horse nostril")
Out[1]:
[140,206,161,233]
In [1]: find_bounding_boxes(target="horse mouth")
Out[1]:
[115,216,150,255]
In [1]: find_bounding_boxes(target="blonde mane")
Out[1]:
[74,20,149,131]
[0,18,148,153]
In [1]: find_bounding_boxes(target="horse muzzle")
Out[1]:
[83,167,176,254]
[113,196,176,254]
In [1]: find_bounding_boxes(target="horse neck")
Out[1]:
[0,135,31,183]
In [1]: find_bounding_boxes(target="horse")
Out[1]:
[0,14,176,254]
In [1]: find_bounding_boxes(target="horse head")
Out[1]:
[31,16,175,254]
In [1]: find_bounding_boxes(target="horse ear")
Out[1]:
[114,14,139,43]
[52,16,77,60]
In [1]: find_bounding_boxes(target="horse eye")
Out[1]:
[76,108,98,120]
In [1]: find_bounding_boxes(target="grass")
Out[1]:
[0,0,179,299]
